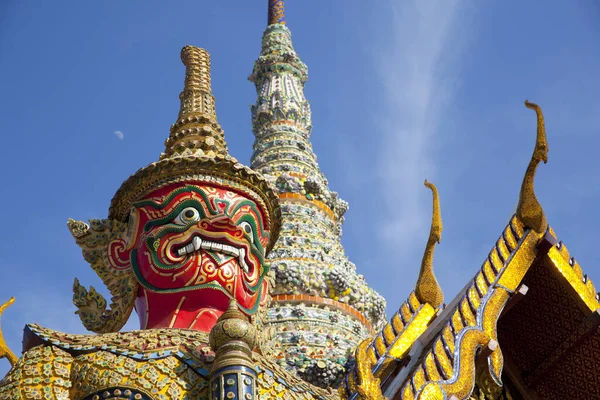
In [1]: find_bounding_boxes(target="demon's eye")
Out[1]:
[174,207,200,225]
[239,221,254,243]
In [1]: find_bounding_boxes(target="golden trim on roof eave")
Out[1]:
[388,216,541,400]
[546,244,600,313]
[341,301,437,399]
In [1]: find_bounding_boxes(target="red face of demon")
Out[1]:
[108,182,271,332]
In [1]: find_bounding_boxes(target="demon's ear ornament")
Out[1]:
[67,218,138,333]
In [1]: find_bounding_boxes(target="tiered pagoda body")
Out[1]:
[0,1,599,400]
[249,1,385,387]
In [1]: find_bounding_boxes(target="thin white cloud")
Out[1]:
[114,130,124,140]
[373,0,472,250]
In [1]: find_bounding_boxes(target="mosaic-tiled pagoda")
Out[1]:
[1,1,600,399]
[248,1,385,388]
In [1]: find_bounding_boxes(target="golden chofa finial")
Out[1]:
[415,180,444,308]
[516,100,548,234]
[0,297,17,366]
[162,46,228,160]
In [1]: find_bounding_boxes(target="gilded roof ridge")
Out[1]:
[392,215,535,398]
[546,228,600,311]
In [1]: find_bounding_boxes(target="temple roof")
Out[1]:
[341,102,600,399]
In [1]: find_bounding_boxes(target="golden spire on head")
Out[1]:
[517,100,548,234]
[109,45,281,248]
[179,46,214,118]
[161,46,228,160]
[415,180,444,308]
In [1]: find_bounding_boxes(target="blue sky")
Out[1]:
[1,1,599,376]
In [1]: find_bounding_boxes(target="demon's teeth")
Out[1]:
[193,236,202,251]
[222,245,239,257]
[176,238,247,273]
[238,248,249,273]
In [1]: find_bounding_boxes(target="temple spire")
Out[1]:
[268,0,286,25]
[249,4,386,387]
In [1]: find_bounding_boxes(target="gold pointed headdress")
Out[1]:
[109,46,281,250]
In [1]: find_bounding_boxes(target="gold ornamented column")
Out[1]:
[209,301,258,400]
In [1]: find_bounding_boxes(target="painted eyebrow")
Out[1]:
[230,199,267,236]
[133,185,219,215]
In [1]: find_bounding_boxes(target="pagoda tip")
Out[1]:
[268,0,286,25]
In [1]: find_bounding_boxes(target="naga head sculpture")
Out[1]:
[68,46,280,334]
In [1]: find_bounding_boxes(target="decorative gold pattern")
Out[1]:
[209,300,257,383]
[0,297,17,366]
[354,338,387,400]
[210,301,257,355]
[0,345,73,399]
[0,322,340,399]
[398,216,536,399]
[415,180,444,308]
[516,100,548,234]
[341,291,425,397]
[70,350,208,399]
[388,304,436,359]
